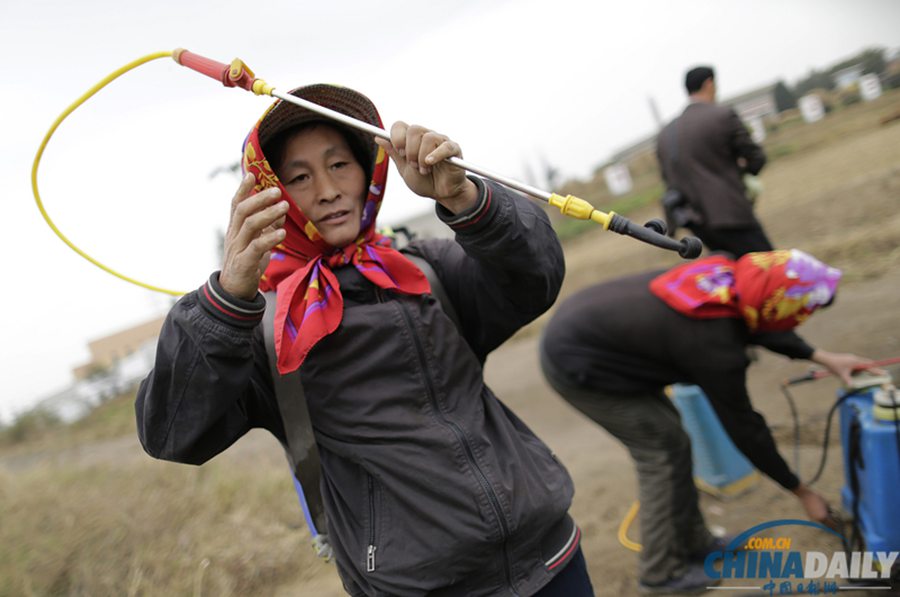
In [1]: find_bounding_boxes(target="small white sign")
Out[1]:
[747,116,766,143]
[604,163,633,196]
[799,94,825,123]
[859,74,882,101]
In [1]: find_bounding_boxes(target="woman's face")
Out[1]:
[274,124,367,248]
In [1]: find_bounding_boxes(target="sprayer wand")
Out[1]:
[32,49,702,298]
[171,48,703,259]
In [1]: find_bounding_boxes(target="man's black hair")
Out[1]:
[685,66,715,94]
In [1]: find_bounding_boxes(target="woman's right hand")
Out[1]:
[375,121,478,215]
[219,173,290,300]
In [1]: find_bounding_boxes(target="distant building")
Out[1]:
[609,133,657,165]
[73,317,166,380]
[833,64,864,90]
[723,83,778,122]
[604,163,634,196]
[32,316,165,423]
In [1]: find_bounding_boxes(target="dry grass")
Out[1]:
[0,393,325,596]
[0,438,315,596]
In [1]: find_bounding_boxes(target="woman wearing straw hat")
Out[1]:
[136,84,593,596]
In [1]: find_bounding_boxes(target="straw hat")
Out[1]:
[257,84,381,174]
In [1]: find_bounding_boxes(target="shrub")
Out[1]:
[0,408,62,446]
[837,83,862,107]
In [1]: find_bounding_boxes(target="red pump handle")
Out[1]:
[172,48,269,94]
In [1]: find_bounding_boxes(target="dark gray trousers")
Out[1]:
[540,352,713,584]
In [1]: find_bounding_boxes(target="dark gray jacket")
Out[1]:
[135,179,578,596]
[657,101,767,228]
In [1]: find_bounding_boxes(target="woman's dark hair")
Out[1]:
[264,121,372,179]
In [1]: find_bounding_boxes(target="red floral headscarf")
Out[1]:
[649,249,842,332]
[242,86,430,374]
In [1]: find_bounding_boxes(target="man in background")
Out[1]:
[657,66,771,257]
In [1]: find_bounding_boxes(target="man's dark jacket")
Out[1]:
[135,179,578,597]
[657,101,767,228]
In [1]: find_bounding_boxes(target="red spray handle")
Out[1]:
[172,48,273,95]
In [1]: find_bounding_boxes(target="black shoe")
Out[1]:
[639,563,721,594]
[745,346,759,363]
[688,535,741,562]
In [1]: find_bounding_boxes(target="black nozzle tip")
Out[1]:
[678,236,703,259]
[643,218,668,236]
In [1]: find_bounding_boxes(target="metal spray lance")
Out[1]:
[32,49,702,297]
[171,48,702,259]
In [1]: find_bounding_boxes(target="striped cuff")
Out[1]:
[435,176,495,232]
[543,516,582,572]
[197,272,266,329]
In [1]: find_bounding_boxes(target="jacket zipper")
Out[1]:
[366,287,383,574]
[394,299,515,592]
[367,475,377,572]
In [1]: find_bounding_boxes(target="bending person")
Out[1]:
[539,249,876,594]
[137,84,593,596]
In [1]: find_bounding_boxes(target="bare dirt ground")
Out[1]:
[3,96,898,596]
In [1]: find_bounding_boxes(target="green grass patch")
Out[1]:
[553,181,664,242]
[553,217,597,241]
[69,392,139,441]
[606,182,663,215]
[0,408,63,447]
[767,143,797,160]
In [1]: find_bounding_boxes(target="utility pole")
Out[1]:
[647,96,664,131]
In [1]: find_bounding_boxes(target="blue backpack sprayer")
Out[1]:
[782,358,900,586]
[618,360,900,588]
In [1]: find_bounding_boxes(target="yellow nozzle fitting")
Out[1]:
[596,210,615,228]
[548,193,611,229]
[229,58,255,81]
[251,79,275,96]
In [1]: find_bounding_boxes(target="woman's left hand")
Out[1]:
[376,121,478,214]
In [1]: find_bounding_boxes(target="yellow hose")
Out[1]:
[617,501,642,552]
[31,50,186,297]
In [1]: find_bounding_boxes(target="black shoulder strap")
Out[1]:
[261,292,328,536]
[404,252,462,330]
[261,255,458,540]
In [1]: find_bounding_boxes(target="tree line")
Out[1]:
[772,47,896,112]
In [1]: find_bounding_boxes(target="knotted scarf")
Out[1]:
[649,249,841,332]
[242,101,430,374]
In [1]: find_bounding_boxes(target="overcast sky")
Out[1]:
[2,0,898,422]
